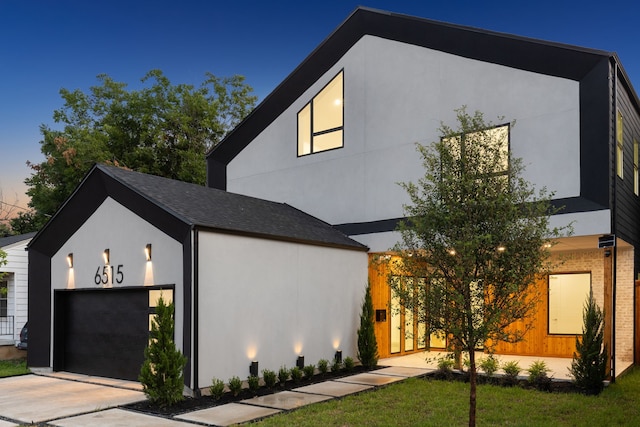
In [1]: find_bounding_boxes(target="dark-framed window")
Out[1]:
[0,280,7,317]
[617,111,624,179]
[443,123,510,178]
[297,70,343,156]
[634,138,638,195]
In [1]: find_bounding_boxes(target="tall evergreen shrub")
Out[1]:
[569,295,607,395]
[357,281,379,369]
[139,295,187,407]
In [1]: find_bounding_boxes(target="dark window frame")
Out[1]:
[297,69,344,157]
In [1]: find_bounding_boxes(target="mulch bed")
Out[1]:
[125,367,588,418]
[426,369,584,393]
[124,365,373,417]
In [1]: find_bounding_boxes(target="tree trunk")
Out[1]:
[469,351,477,427]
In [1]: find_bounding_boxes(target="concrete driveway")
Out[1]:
[0,374,149,425]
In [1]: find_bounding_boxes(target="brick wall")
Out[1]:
[551,247,634,364]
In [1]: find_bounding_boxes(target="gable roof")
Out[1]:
[0,232,36,249]
[29,164,367,257]
[207,6,631,189]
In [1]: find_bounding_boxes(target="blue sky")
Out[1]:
[1,0,639,212]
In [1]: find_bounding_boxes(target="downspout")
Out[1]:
[193,228,200,394]
[611,60,618,382]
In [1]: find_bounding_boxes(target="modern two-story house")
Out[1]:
[27,7,640,391]
[207,7,640,375]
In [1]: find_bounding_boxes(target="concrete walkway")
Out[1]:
[0,366,431,426]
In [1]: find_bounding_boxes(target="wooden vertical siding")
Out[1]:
[492,276,577,357]
[372,254,580,358]
[369,257,391,358]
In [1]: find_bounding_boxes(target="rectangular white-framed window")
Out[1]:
[297,70,343,156]
[617,111,624,179]
[548,272,591,335]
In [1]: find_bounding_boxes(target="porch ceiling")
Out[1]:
[550,235,631,252]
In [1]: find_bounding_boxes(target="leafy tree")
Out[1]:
[0,249,6,282]
[9,211,47,234]
[0,190,19,235]
[24,70,257,227]
[139,294,187,407]
[357,281,379,369]
[570,295,607,395]
[389,107,569,427]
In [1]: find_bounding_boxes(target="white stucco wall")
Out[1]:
[196,231,368,386]
[227,35,581,232]
[50,197,184,353]
[1,238,30,343]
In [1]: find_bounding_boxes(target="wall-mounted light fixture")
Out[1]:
[145,243,152,262]
[250,360,259,377]
[296,355,305,369]
[334,350,342,364]
[103,249,110,265]
[67,253,73,268]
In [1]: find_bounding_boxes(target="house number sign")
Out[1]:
[94,265,124,285]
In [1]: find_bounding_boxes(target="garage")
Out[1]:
[27,164,367,393]
[53,288,150,380]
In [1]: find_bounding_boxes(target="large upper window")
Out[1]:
[297,71,343,156]
[443,124,510,180]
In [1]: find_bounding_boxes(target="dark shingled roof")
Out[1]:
[0,232,36,249]
[99,164,367,251]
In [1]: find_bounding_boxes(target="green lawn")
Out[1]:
[255,368,640,426]
[0,359,29,378]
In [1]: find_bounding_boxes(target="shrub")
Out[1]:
[527,360,551,391]
[317,359,329,375]
[138,295,187,407]
[344,357,355,372]
[303,364,316,379]
[501,360,521,386]
[331,357,343,373]
[228,376,243,396]
[435,355,456,380]
[290,366,303,383]
[357,282,379,369]
[479,355,500,377]
[247,375,260,394]
[210,378,225,400]
[262,369,277,389]
[278,366,290,386]
[569,296,607,395]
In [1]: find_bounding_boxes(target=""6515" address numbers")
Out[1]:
[94,265,124,285]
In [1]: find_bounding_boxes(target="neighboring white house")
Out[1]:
[0,232,34,346]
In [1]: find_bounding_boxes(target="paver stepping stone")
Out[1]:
[374,366,432,377]
[293,380,373,397]
[52,408,192,426]
[336,373,405,386]
[176,402,281,426]
[241,390,332,410]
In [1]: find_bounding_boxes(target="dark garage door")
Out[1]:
[54,289,149,381]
